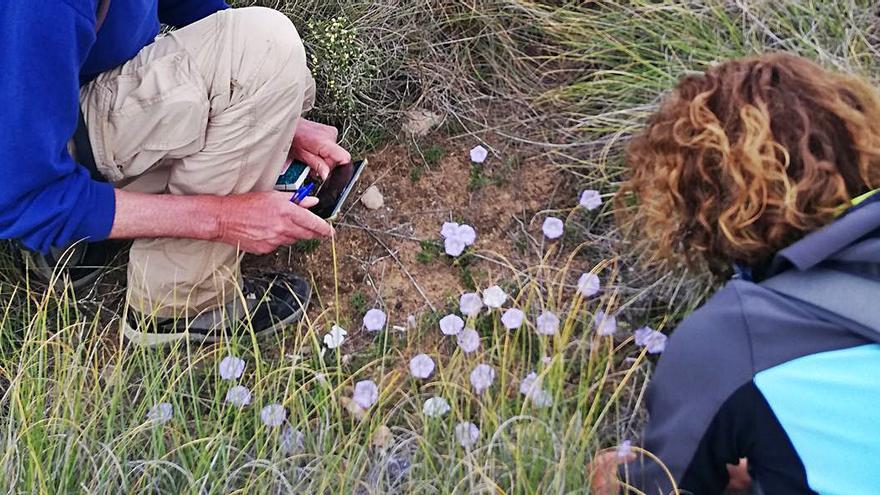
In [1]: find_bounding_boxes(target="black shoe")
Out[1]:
[121,273,311,347]
[20,240,123,290]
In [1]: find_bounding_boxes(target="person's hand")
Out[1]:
[290,118,351,180]
[214,191,333,254]
[727,459,751,492]
[589,450,637,494]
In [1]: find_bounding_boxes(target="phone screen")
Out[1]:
[308,159,366,220]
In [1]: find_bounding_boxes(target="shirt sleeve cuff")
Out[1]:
[74,180,116,242]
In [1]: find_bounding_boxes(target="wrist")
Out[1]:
[207,195,228,242]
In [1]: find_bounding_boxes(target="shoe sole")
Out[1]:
[122,282,312,348]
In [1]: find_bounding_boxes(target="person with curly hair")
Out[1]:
[592,52,880,494]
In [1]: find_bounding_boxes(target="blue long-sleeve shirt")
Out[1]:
[0,0,227,253]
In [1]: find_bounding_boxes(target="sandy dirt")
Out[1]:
[243,136,583,343]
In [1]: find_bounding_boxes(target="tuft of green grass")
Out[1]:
[415,240,442,264]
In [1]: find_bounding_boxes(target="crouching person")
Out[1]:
[593,53,880,493]
[1,1,350,345]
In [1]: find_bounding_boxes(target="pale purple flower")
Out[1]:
[459,292,483,317]
[441,222,459,239]
[634,327,668,354]
[594,311,618,336]
[225,385,252,407]
[456,224,477,245]
[218,356,246,381]
[260,404,286,428]
[501,308,525,330]
[542,217,564,239]
[146,402,173,424]
[579,189,603,210]
[541,355,553,365]
[441,222,477,257]
[482,285,507,309]
[457,328,480,354]
[519,372,541,397]
[353,380,379,409]
[407,314,418,329]
[470,145,489,164]
[577,273,601,298]
[409,353,435,379]
[439,314,465,336]
[280,425,305,455]
[617,440,633,459]
[363,309,387,332]
[519,372,553,407]
[530,389,553,408]
[455,422,480,447]
[469,363,495,393]
[423,396,451,417]
[323,324,347,349]
[536,311,560,335]
[444,237,466,257]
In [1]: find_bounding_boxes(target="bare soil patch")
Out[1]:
[244,135,583,347]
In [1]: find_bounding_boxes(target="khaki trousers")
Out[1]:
[81,7,315,318]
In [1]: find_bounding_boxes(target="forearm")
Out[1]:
[108,190,221,241]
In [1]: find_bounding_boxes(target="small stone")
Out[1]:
[371,425,393,450]
[402,109,443,137]
[361,185,384,210]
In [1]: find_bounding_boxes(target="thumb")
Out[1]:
[298,196,319,208]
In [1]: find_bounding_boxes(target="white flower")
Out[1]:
[260,404,286,428]
[280,425,305,455]
[542,217,564,239]
[406,314,417,329]
[409,353,435,379]
[146,402,173,424]
[323,324,347,349]
[363,309,387,332]
[459,292,483,317]
[530,389,553,408]
[536,311,560,335]
[482,285,507,309]
[520,372,552,407]
[444,237,466,257]
[441,222,459,238]
[617,440,633,459]
[541,355,553,365]
[579,189,603,210]
[457,328,480,354]
[577,273,601,298]
[469,363,495,393]
[439,314,465,335]
[218,356,246,381]
[594,311,617,336]
[470,145,489,164]
[441,223,477,257]
[455,422,480,447]
[501,308,525,330]
[519,372,541,397]
[423,396,451,417]
[455,224,477,245]
[225,385,252,407]
[634,327,668,354]
[353,380,379,409]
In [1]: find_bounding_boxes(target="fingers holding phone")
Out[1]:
[216,191,332,254]
[291,119,352,179]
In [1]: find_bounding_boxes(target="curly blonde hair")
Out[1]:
[619,53,880,274]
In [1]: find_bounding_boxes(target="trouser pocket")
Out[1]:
[84,51,210,182]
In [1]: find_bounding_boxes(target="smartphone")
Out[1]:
[304,159,367,221]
